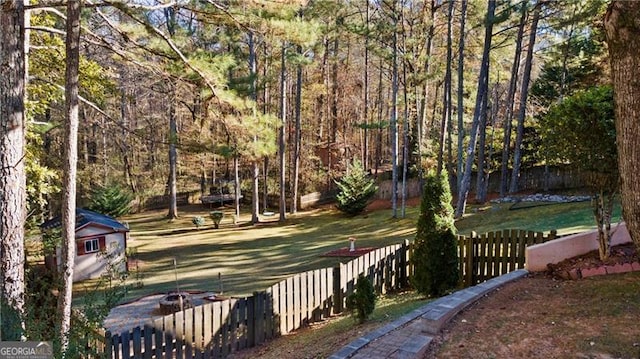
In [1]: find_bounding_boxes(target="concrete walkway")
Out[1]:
[329,269,529,359]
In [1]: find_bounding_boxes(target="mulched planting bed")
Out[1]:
[322,247,376,257]
[546,242,640,279]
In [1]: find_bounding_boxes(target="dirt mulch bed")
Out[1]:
[546,242,640,279]
[426,272,640,358]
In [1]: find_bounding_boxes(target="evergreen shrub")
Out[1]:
[411,171,459,297]
[88,183,133,217]
[192,216,205,229]
[335,160,378,215]
[210,211,224,229]
[345,275,376,323]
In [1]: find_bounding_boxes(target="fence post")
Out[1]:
[332,264,343,314]
[465,234,473,287]
[401,240,409,288]
[104,331,112,359]
[248,293,256,348]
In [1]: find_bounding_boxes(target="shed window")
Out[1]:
[85,239,100,253]
[77,236,106,256]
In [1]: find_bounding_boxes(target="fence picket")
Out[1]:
[130,327,141,358]
[271,282,283,337]
[202,303,212,358]
[220,300,230,357]
[238,297,248,351]
[312,269,321,321]
[110,333,120,359]
[307,271,314,324]
[175,310,184,359]
[300,273,308,327]
[212,301,221,358]
[164,315,175,359]
[257,292,266,344]
[286,276,294,332]
[265,287,274,340]
[186,308,195,358]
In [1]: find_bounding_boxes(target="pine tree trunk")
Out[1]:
[331,38,339,145]
[475,88,489,203]
[456,0,468,193]
[248,32,260,224]
[438,0,454,176]
[167,85,178,219]
[454,0,495,218]
[374,57,384,176]
[263,157,269,213]
[58,0,81,353]
[0,0,26,339]
[291,45,303,215]
[499,3,527,197]
[363,2,370,169]
[261,42,270,214]
[419,0,436,147]
[278,42,287,222]
[390,0,399,218]
[234,156,240,220]
[604,1,640,250]
[401,5,409,219]
[510,2,541,194]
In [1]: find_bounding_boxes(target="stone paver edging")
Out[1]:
[329,269,529,359]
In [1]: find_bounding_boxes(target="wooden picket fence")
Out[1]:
[103,242,410,358]
[97,230,559,358]
[457,229,557,287]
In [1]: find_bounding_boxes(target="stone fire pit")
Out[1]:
[158,292,193,314]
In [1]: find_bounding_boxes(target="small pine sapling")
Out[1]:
[335,160,378,216]
[88,183,133,217]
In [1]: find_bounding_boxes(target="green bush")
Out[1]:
[411,171,459,297]
[345,275,376,323]
[335,160,378,216]
[88,183,133,217]
[210,211,224,229]
[192,216,206,229]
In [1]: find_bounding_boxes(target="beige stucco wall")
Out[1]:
[525,222,631,272]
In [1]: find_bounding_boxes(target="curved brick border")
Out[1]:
[563,261,640,279]
[329,269,529,359]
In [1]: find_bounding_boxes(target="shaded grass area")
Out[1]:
[431,272,640,358]
[456,200,622,236]
[98,204,420,301]
[74,196,621,304]
[229,290,426,359]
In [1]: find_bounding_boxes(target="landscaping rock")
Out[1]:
[491,193,591,204]
[569,269,581,280]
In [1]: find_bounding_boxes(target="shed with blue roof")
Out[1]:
[41,208,129,282]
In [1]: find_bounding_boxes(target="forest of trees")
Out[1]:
[5,0,640,353]
[7,0,614,225]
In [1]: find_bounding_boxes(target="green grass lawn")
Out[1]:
[75,196,621,303]
[456,199,622,236]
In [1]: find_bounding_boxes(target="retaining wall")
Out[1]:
[525,222,631,272]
